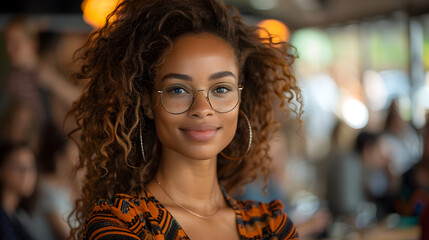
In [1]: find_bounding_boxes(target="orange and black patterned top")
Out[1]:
[83,188,299,240]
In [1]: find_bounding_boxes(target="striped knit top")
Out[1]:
[83,188,299,240]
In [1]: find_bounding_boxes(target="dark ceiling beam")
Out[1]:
[226,0,429,30]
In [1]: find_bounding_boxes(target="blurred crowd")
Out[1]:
[0,15,428,240]
[0,15,85,240]
[235,102,429,239]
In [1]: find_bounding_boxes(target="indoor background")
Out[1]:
[0,0,429,239]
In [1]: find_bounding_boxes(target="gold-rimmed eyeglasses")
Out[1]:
[156,82,243,114]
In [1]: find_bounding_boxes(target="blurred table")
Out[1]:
[360,225,420,240]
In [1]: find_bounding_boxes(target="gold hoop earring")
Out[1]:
[220,110,252,161]
[139,121,147,163]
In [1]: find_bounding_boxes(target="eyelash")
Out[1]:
[212,85,231,93]
[166,86,190,95]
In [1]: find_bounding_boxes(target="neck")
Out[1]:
[2,189,19,216]
[153,148,224,209]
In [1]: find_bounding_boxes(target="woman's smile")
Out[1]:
[179,125,222,142]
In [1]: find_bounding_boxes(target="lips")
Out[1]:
[179,125,220,142]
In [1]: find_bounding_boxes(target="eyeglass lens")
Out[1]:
[160,82,240,114]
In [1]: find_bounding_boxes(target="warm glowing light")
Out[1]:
[258,19,290,43]
[82,0,121,29]
[342,98,369,129]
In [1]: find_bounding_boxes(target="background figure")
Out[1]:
[2,15,83,142]
[324,121,364,219]
[0,100,39,148]
[2,15,47,129]
[1,14,84,240]
[0,142,37,240]
[356,131,397,220]
[17,123,80,240]
[394,112,429,214]
[36,31,83,133]
[381,101,422,177]
[421,198,429,240]
[417,114,429,239]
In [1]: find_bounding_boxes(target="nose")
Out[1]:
[187,90,213,118]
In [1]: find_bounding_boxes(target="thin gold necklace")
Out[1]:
[154,177,221,219]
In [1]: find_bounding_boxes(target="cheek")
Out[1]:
[153,106,176,145]
[223,110,239,145]
[21,172,37,196]
[2,171,23,190]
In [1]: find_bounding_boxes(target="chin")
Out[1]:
[161,135,232,161]
[185,151,219,161]
[178,145,222,161]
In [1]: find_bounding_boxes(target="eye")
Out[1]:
[171,88,187,94]
[212,84,232,94]
[165,85,191,95]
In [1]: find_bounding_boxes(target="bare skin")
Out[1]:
[5,25,38,70]
[1,191,20,216]
[145,33,240,240]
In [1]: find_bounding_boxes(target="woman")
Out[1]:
[0,142,37,240]
[69,0,302,239]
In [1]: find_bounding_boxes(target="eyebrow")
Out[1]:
[160,73,192,81]
[160,71,236,81]
[209,71,236,81]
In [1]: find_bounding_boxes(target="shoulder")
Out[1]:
[235,199,299,239]
[83,194,152,240]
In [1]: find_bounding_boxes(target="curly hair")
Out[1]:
[68,0,302,238]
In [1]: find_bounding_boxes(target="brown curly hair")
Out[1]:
[68,0,302,238]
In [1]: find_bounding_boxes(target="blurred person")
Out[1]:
[18,123,80,240]
[3,15,47,128]
[0,100,39,149]
[415,114,429,240]
[420,199,429,240]
[323,121,364,219]
[68,0,303,239]
[356,131,397,219]
[381,100,422,176]
[37,31,83,133]
[3,16,83,137]
[0,141,37,240]
[395,114,429,218]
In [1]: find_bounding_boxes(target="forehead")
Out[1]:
[170,32,235,56]
[157,33,238,78]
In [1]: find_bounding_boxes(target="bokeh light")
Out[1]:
[258,19,290,43]
[342,98,369,129]
[363,70,388,111]
[292,29,333,69]
[82,0,121,29]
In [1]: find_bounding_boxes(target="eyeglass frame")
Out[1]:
[156,81,243,114]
